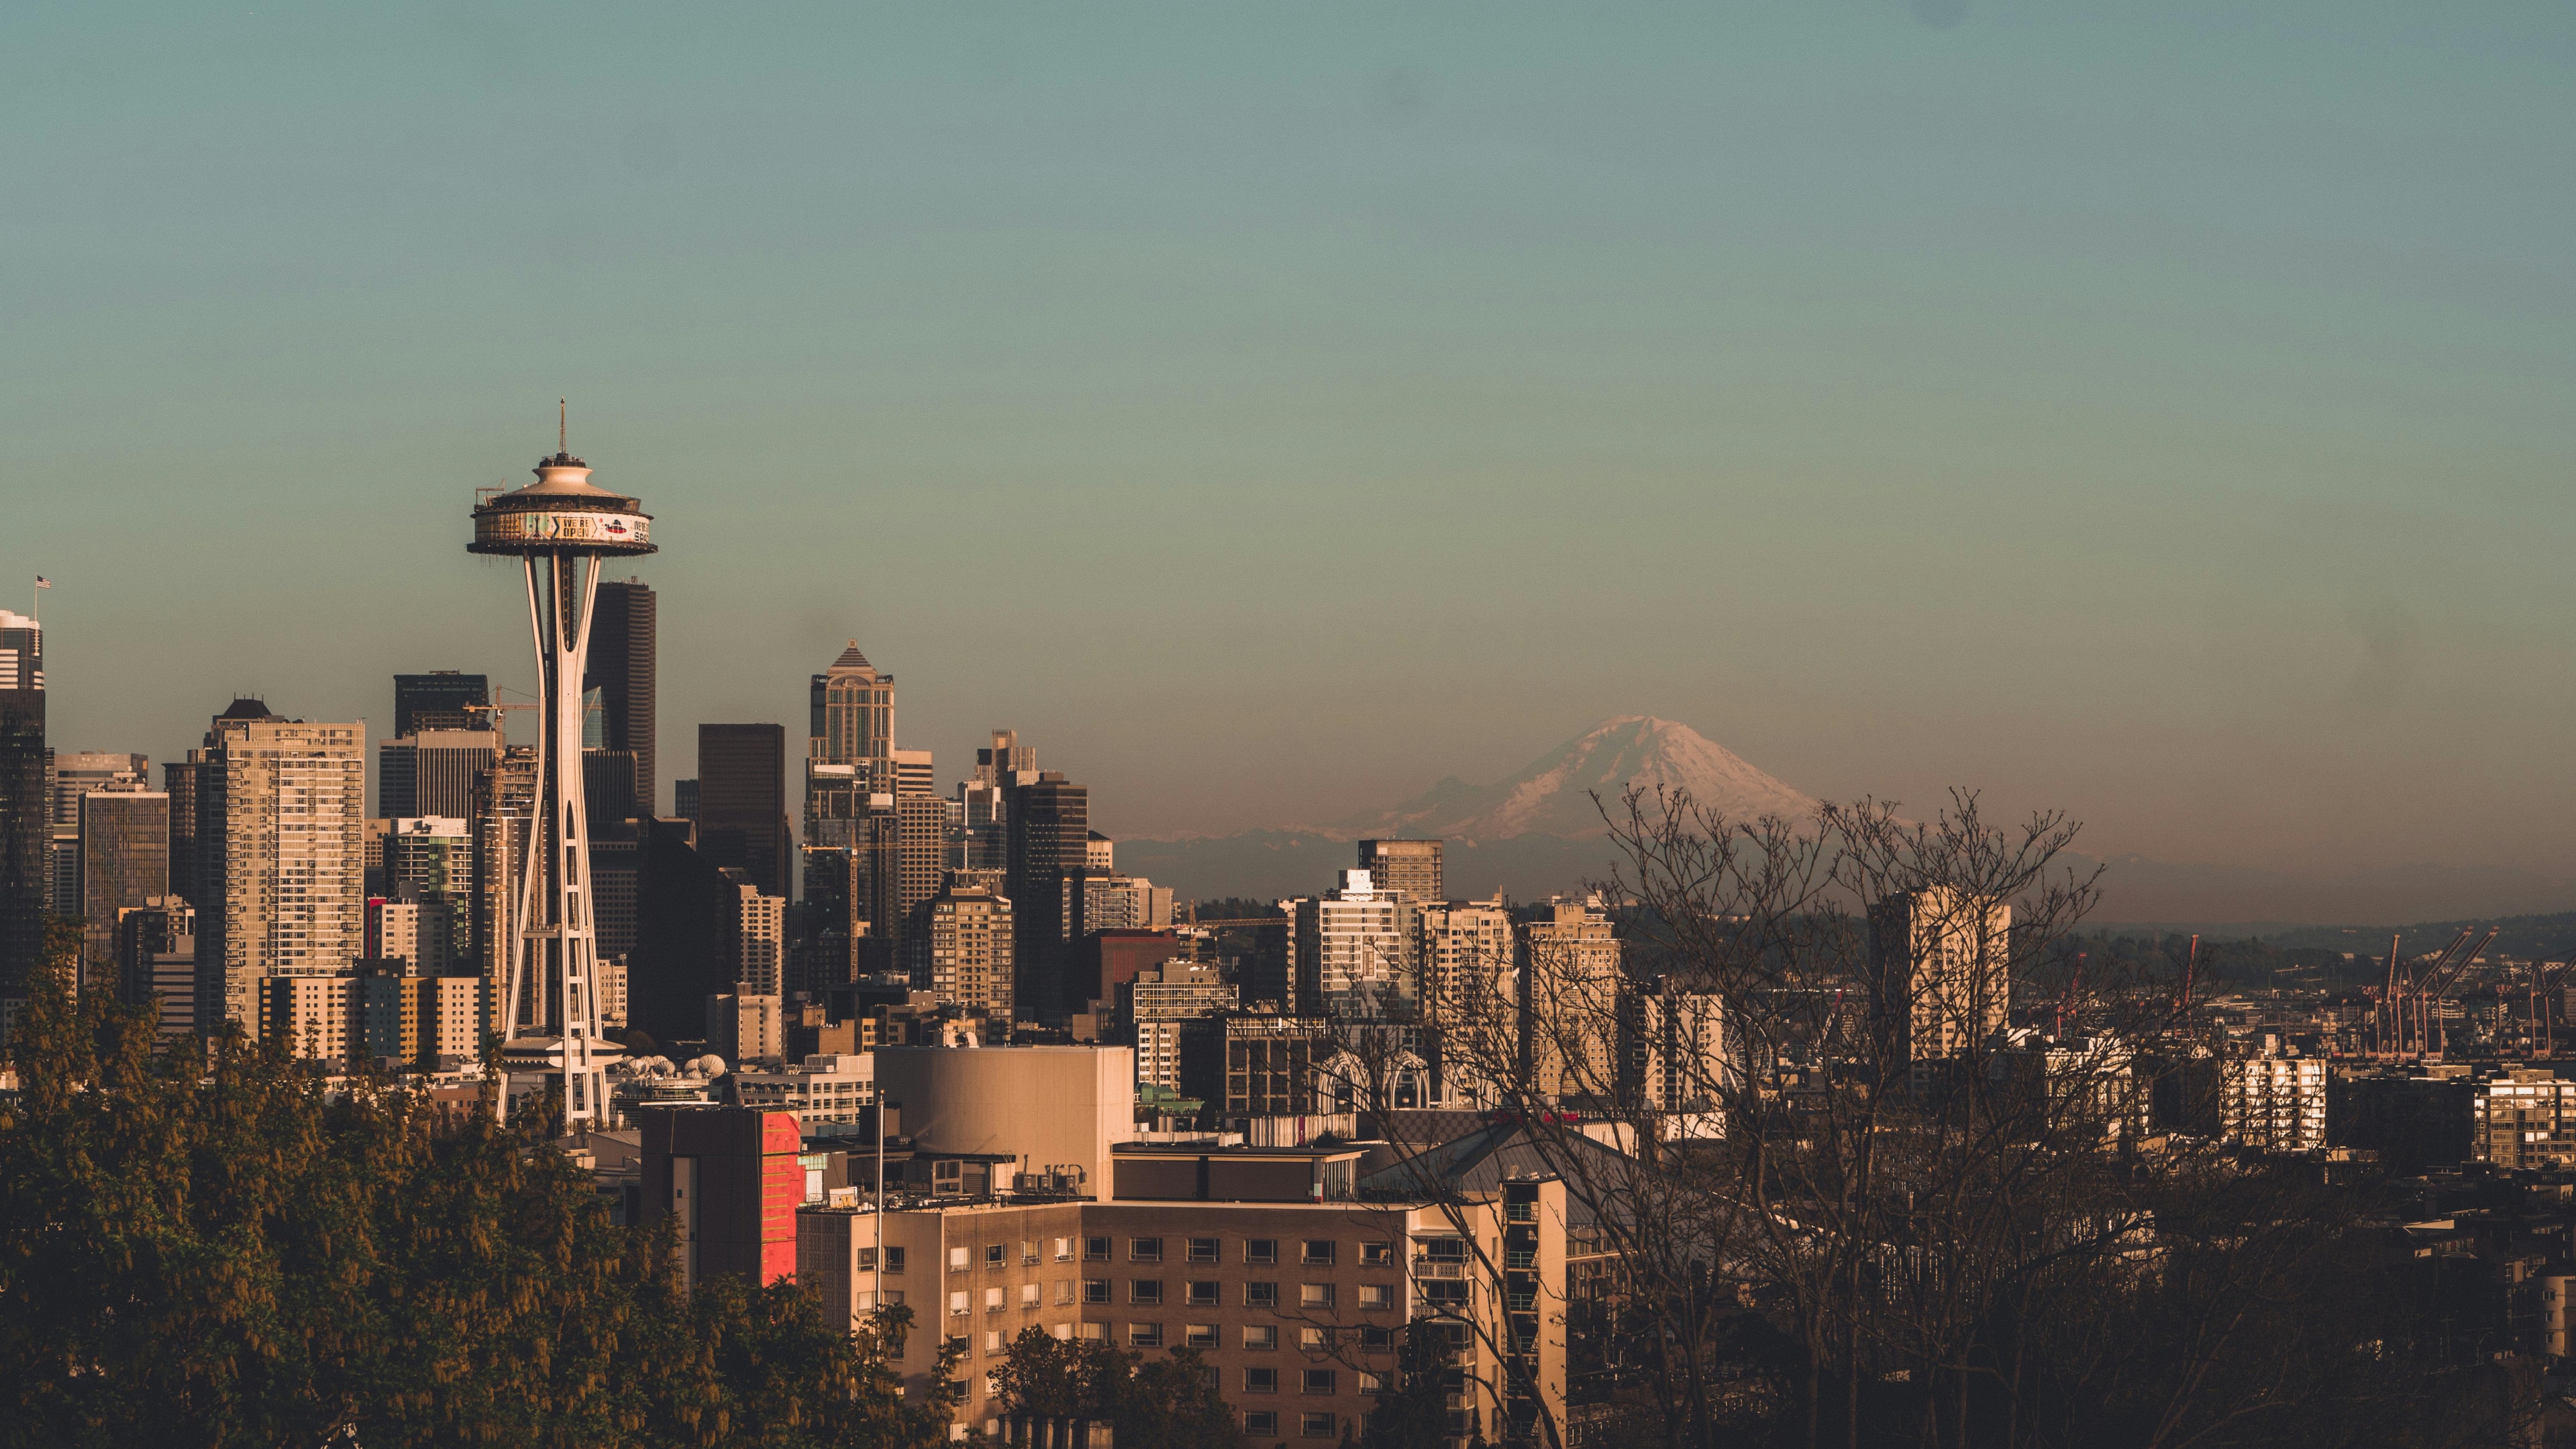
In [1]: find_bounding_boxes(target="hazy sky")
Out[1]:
[5,3,2571,881]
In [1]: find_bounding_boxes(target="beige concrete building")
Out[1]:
[1521,898,1624,1104]
[1297,871,1416,1020]
[200,717,367,1038]
[2473,1068,2576,1169]
[1869,887,2012,1063]
[1357,838,1443,906]
[922,881,1015,1016]
[260,973,354,1063]
[732,1052,876,1127]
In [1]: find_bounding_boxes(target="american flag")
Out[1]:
[33,577,46,589]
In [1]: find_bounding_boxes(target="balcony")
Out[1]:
[1504,1249,1537,1269]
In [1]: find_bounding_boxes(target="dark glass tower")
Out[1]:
[0,612,42,996]
[584,580,657,814]
[1003,771,1088,1022]
[697,723,788,899]
[392,672,491,736]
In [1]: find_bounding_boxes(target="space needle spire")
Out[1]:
[468,420,655,1125]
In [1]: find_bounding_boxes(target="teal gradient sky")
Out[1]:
[4,3,2571,881]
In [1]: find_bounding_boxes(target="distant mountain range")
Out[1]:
[1116,714,2576,928]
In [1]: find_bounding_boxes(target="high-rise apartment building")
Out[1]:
[1083,872,1174,932]
[470,745,539,1036]
[378,729,500,820]
[1868,888,2012,1065]
[737,883,786,997]
[391,671,489,737]
[197,714,366,1038]
[1296,870,1416,1021]
[1357,839,1443,906]
[921,880,1015,1017]
[162,757,203,910]
[2221,1048,2328,1155]
[0,610,43,1000]
[1086,831,1115,872]
[1519,897,1625,1104]
[583,580,657,813]
[384,816,472,970]
[79,790,168,993]
[1415,897,1514,1028]
[699,723,790,899]
[1119,957,1237,1093]
[1624,980,1728,1124]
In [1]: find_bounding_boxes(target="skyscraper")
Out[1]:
[162,758,203,910]
[1003,770,1088,1020]
[79,790,168,994]
[378,729,500,820]
[584,580,657,814]
[392,672,490,737]
[921,880,1014,1018]
[809,641,892,771]
[47,751,148,918]
[0,610,42,1000]
[1358,839,1444,906]
[197,713,366,1038]
[1518,897,1624,1104]
[699,723,789,899]
[1296,869,1416,1021]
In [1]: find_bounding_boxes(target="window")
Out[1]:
[1300,1283,1336,1309]
[984,1244,1006,1268]
[1130,1237,1164,1263]
[1245,1282,1279,1309]
[1131,1280,1164,1306]
[1244,1411,1279,1436]
[1185,1324,1218,1349]
[984,1287,1004,1312]
[1359,1326,1394,1351]
[1243,1325,1278,1350]
[1055,1237,1075,1262]
[1052,1323,1074,1341]
[1082,1280,1110,1305]
[949,1246,970,1272]
[1021,1283,1041,1307]
[1186,1281,1219,1307]
[1022,1239,1041,1265]
[1246,1238,1279,1265]
[1359,1241,1392,1267]
[984,1330,1001,1352]
[1423,1281,1467,1309]
[882,1290,905,1307]
[883,1247,906,1275]
[1187,1237,1220,1264]
[1301,1410,1338,1437]
[1358,1372,1384,1397]
[1301,1240,1336,1266]
[1077,1322,1104,1341]
[1055,1281,1076,1306]
[948,1291,968,1318]
[1244,1367,1279,1393]
[1130,1323,1164,1349]
[1421,1236,1467,1265]
[1358,1284,1394,1310]
[857,1247,879,1271]
[1084,1236,1111,1261]
[1300,1326,1333,1351]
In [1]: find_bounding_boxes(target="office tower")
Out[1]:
[1118,957,1236,1093]
[1518,896,1625,1104]
[392,671,490,736]
[954,782,1006,871]
[470,746,539,1035]
[581,747,637,826]
[162,758,202,910]
[79,790,168,993]
[0,610,42,1000]
[49,751,148,915]
[674,778,699,821]
[584,580,657,814]
[197,714,366,1039]
[1868,887,2012,1064]
[1416,896,1514,1028]
[1082,872,1174,932]
[809,641,893,771]
[631,815,741,1044]
[736,883,786,997]
[1003,771,1087,1020]
[378,728,501,820]
[894,793,947,949]
[1296,869,1416,1021]
[920,879,1014,1016]
[699,723,789,898]
[1085,830,1114,872]
[798,843,864,991]
[972,729,1035,786]
[1357,838,1443,905]
[470,445,656,1124]
[117,898,195,1037]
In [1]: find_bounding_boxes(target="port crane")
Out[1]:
[2374,926,2497,1059]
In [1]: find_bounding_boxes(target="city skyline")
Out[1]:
[7,3,2575,898]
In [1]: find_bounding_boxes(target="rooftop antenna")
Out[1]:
[559,398,568,455]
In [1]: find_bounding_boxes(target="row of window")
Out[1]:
[1240,1411,1342,1440]
[1079,1279,1394,1310]
[917,1236,1396,1271]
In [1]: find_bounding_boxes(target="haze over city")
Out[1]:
[8,3,2573,913]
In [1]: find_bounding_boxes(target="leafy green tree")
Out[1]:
[0,920,944,1448]
[992,1326,1239,1448]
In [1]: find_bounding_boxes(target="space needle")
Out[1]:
[469,413,654,1125]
